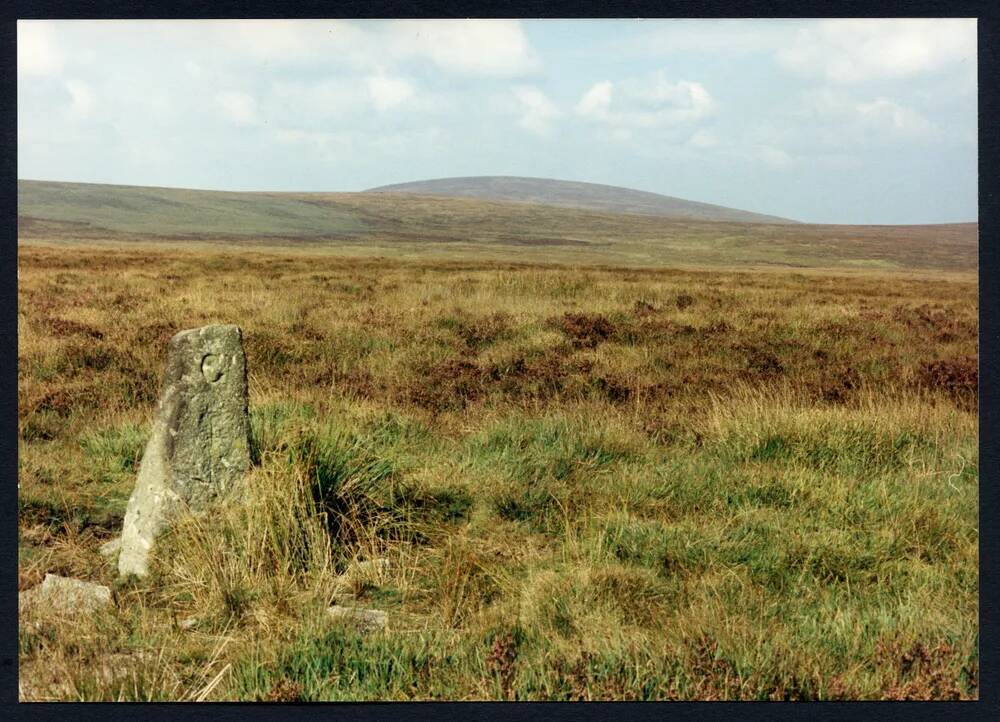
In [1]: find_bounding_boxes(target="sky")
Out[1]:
[18,19,978,224]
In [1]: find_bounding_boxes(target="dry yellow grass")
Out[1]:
[18,241,977,700]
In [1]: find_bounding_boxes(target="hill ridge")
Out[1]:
[17,179,977,272]
[365,175,798,225]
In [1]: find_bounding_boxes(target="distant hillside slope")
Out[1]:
[18,179,977,272]
[17,180,368,237]
[366,176,798,224]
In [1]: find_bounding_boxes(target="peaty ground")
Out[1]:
[17,242,978,701]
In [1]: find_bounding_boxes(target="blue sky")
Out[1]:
[18,19,977,224]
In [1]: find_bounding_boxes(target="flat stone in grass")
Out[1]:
[19,574,112,616]
[117,324,251,578]
[327,605,388,633]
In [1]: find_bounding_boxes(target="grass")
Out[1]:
[17,241,978,701]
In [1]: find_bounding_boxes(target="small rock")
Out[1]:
[96,652,152,685]
[99,537,122,559]
[353,558,391,575]
[19,574,112,616]
[179,617,199,631]
[326,605,388,633]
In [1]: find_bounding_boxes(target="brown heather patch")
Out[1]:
[916,356,978,409]
[244,330,304,374]
[875,637,975,701]
[134,322,181,349]
[632,299,657,318]
[816,365,864,405]
[110,290,147,310]
[741,346,786,377]
[263,678,305,703]
[451,312,511,350]
[43,317,104,340]
[892,304,977,343]
[675,293,695,310]
[335,367,382,400]
[685,634,742,700]
[485,632,519,701]
[288,319,327,342]
[552,312,616,349]
[403,356,485,411]
[400,351,599,412]
[19,412,66,442]
[26,387,80,417]
[56,342,122,375]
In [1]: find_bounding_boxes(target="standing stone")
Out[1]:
[117,324,251,578]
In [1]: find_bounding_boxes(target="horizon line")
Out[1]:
[16,176,979,227]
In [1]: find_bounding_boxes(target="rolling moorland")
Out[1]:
[18,179,977,272]
[17,179,978,700]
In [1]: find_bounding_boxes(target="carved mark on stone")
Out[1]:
[201,353,227,384]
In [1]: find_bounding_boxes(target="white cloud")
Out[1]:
[795,87,940,141]
[687,129,719,149]
[207,19,359,64]
[271,79,364,122]
[512,86,560,135]
[18,21,63,76]
[777,19,976,84]
[269,75,444,127]
[611,128,632,143]
[856,98,939,138]
[187,19,538,78]
[575,73,715,129]
[366,74,416,112]
[636,19,788,55]
[65,80,94,117]
[754,145,795,168]
[217,91,258,126]
[271,125,446,163]
[270,128,348,164]
[388,20,538,77]
[575,81,614,120]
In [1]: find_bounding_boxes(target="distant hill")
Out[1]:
[18,179,977,272]
[17,180,368,237]
[366,176,798,224]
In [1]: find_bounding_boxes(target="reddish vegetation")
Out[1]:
[553,313,616,348]
[917,356,978,409]
[485,632,519,701]
[402,352,597,412]
[875,637,975,701]
[43,317,104,340]
[817,365,863,404]
[675,293,695,310]
[263,678,305,702]
[633,300,658,318]
[743,347,785,376]
[892,304,977,343]
[28,388,76,417]
[134,322,181,349]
